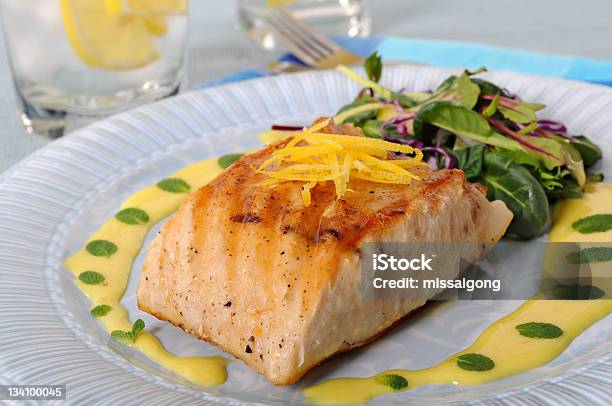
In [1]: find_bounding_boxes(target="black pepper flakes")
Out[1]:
[245,345,253,353]
[224,301,232,307]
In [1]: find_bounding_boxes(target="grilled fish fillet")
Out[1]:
[138,124,513,385]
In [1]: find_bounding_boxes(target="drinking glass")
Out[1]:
[0,0,189,137]
[238,0,370,50]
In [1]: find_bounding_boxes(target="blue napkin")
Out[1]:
[200,36,612,87]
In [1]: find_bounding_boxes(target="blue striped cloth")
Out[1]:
[200,36,612,88]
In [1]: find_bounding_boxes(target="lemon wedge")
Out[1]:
[60,0,163,70]
[125,0,187,13]
[125,0,188,36]
[266,0,295,8]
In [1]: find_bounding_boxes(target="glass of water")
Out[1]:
[238,0,370,50]
[0,0,188,137]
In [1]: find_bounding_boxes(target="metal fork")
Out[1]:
[263,8,363,69]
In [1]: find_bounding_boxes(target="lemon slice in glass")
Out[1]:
[60,0,161,70]
[125,0,188,36]
[266,0,294,7]
[125,0,187,13]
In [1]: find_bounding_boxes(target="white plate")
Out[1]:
[0,66,611,405]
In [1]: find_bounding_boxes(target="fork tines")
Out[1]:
[263,8,361,69]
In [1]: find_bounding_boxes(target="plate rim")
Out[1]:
[0,66,611,405]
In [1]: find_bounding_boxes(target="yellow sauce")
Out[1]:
[64,153,612,399]
[550,182,612,243]
[304,184,612,405]
[65,158,227,386]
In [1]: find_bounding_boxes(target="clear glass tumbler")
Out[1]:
[0,0,189,137]
[238,0,370,50]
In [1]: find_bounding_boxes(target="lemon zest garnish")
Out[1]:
[258,102,386,146]
[306,119,332,134]
[301,181,317,206]
[349,151,419,178]
[284,120,330,149]
[264,171,340,182]
[257,120,424,207]
[259,130,296,145]
[384,159,428,169]
[308,133,424,160]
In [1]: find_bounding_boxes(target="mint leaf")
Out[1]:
[551,284,605,300]
[115,208,150,225]
[111,319,146,344]
[111,330,134,343]
[86,240,118,257]
[157,178,191,193]
[566,247,612,264]
[90,304,112,317]
[132,319,145,335]
[572,214,612,234]
[78,271,105,285]
[364,51,382,83]
[375,374,408,390]
[218,154,243,169]
[516,322,563,339]
[456,353,495,371]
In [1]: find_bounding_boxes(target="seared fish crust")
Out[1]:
[138,131,512,385]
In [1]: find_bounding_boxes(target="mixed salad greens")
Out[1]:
[331,53,603,239]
